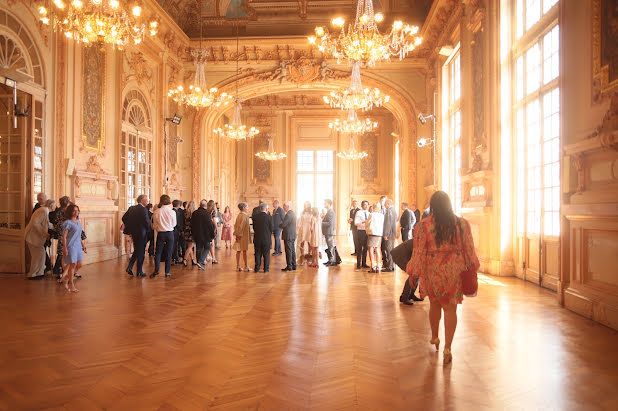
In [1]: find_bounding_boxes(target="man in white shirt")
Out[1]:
[354,200,370,269]
[151,194,177,278]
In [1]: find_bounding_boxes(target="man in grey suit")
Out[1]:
[280,201,297,271]
[322,199,340,266]
[382,198,398,272]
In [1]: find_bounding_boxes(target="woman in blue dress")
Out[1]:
[61,203,86,293]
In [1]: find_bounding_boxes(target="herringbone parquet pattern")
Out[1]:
[1,238,617,410]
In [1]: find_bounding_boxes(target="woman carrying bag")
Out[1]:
[406,191,479,364]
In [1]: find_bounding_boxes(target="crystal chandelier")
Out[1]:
[337,135,368,160]
[255,137,286,161]
[212,25,258,141]
[329,108,377,135]
[307,0,422,66]
[38,0,158,49]
[213,99,259,140]
[324,61,389,111]
[167,1,231,109]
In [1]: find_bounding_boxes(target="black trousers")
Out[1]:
[284,239,296,269]
[128,234,147,274]
[401,277,420,300]
[352,227,360,254]
[154,231,174,274]
[147,231,154,255]
[382,237,394,269]
[356,230,368,268]
[401,227,410,242]
[254,242,270,272]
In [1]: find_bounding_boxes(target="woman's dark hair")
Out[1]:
[224,206,230,214]
[158,195,171,208]
[64,203,80,220]
[430,191,456,247]
[207,199,215,213]
[59,196,71,208]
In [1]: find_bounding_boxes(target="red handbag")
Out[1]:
[458,218,478,297]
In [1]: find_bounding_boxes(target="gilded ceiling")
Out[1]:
[156,0,433,38]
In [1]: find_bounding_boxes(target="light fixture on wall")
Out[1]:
[307,0,422,66]
[417,93,437,186]
[323,61,389,111]
[212,23,258,141]
[255,137,286,161]
[165,113,182,125]
[416,137,434,148]
[38,0,159,49]
[337,135,368,160]
[167,0,232,109]
[329,108,378,135]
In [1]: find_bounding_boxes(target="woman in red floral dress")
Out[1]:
[406,191,479,364]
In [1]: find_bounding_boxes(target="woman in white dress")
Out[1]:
[366,202,384,273]
[25,200,56,279]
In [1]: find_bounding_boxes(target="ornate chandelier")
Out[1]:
[255,138,286,161]
[307,0,422,66]
[329,108,377,135]
[324,61,389,111]
[213,99,259,140]
[337,135,368,160]
[213,24,258,140]
[168,49,232,109]
[38,0,158,49]
[167,1,231,109]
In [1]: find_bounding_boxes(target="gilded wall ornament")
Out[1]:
[82,45,105,152]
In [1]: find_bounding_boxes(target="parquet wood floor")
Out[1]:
[1,238,617,410]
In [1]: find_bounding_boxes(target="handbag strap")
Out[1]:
[457,217,469,266]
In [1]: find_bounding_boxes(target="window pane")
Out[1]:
[526,0,541,31]
[316,150,333,172]
[543,0,558,14]
[543,26,559,84]
[516,56,524,101]
[296,174,314,209]
[516,0,524,39]
[297,150,314,172]
[316,174,334,208]
[526,44,540,95]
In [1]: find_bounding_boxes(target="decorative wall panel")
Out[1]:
[472,29,484,148]
[82,46,105,151]
[360,132,378,181]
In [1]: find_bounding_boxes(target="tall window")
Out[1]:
[513,0,560,237]
[120,92,152,210]
[296,150,334,210]
[442,45,462,212]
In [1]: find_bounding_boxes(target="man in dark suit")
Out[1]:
[271,200,285,256]
[192,199,216,270]
[122,194,151,277]
[280,201,297,271]
[172,200,185,263]
[253,202,273,273]
[322,199,340,266]
[382,199,398,272]
[252,199,264,217]
[348,200,360,256]
[411,203,421,229]
[399,202,416,242]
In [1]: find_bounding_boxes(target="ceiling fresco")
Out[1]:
[156,0,433,38]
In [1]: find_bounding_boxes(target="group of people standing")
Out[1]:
[24,193,86,292]
[348,196,421,274]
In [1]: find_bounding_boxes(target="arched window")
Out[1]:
[120,90,152,209]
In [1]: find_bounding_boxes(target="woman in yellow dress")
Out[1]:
[233,202,251,272]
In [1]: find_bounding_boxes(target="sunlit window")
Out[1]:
[442,45,462,213]
[296,150,334,211]
[513,0,560,238]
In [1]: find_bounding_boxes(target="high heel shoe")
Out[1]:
[183,260,187,267]
[443,348,452,364]
[429,338,440,351]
